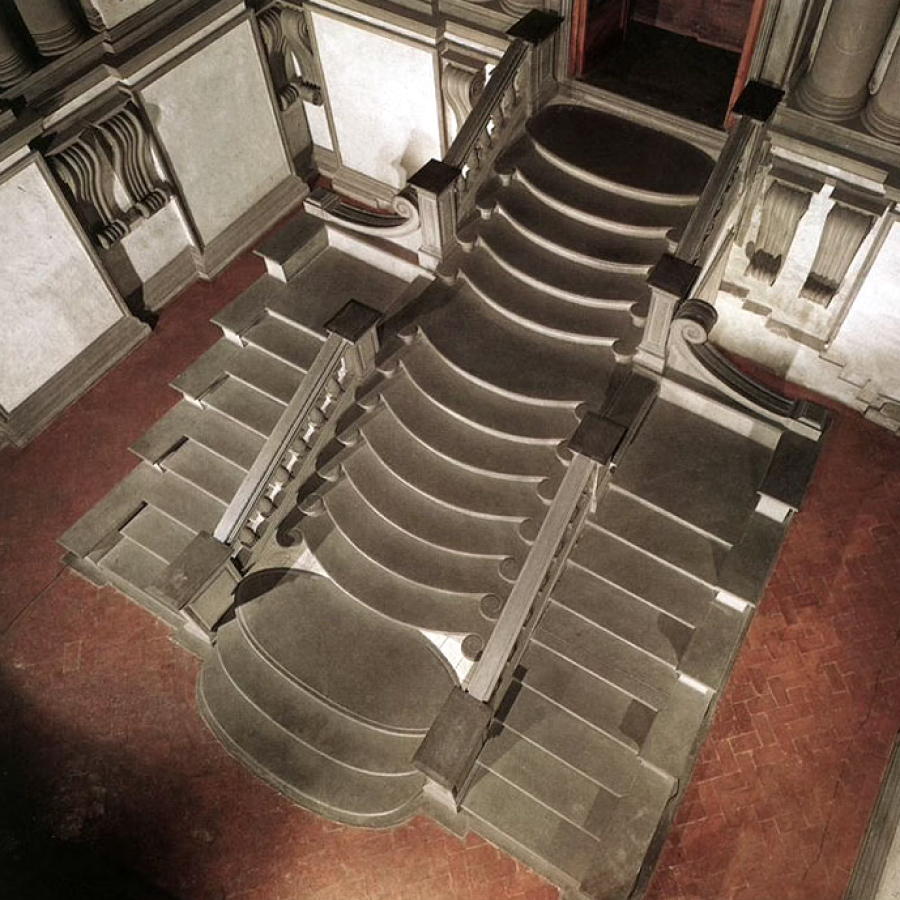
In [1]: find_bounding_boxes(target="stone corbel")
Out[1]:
[46,96,173,252]
[48,135,130,251]
[259,3,324,112]
[442,53,486,143]
[800,199,875,305]
[745,178,812,284]
[94,104,170,220]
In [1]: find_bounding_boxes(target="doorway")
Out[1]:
[572,0,764,129]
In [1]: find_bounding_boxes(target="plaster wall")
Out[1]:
[139,18,291,244]
[117,201,194,282]
[311,10,442,188]
[0,160,123,411]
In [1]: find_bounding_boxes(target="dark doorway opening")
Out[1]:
[573,0,761,129]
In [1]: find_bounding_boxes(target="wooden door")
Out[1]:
[570,0,631,77]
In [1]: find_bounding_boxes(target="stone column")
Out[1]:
[795,0,900,121]
[12,0,84,59]
[864,35,900,141]
[0,6,32,89]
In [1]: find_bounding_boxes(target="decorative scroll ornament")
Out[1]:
[259,3,324,111]
[94,105,170,218]
[745,180,811,284]
[800,202,874,305]
[50,138,130,250]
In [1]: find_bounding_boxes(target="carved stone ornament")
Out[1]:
[800,201,874,305]
[48,100,171,250]
[745,179,811,284]
[258,4,324,112]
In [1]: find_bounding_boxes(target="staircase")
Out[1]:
[62,102,824,900]
[59,227,412,632]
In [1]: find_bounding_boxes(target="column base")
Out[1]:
[862,98,900,143]
[794,76,868,122]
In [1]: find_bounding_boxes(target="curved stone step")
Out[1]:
[478,218,649,310]
[460,249,643,349]
[423,288,618,404]
[341,446,530,559]
[199,655,424,828]
[506,141,692,238]
[216,621,422,773]
[361,409,547,521]
[301,510,497,639]
[400,338,580,444]
[494,182,665,273]
[379,374,562,482]
[322,478,514,595]
[237,573,457,732]
[526,104,713,205]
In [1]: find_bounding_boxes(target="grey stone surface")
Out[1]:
[170,339,240,402]
[572,523,716,627]
[615,399,772,542]
[160,441,245,504]
[242,314,323,372]
[225,345,306,404]
[759,429,822,510]
[718,512,789,604]
[594,487,728,585]
[202,378,285,437]
[120,505,195,564]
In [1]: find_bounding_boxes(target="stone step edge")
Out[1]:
[197,675,424,829]
[235,606,433,737]
[214,640,422,776]
[525,129,700,209]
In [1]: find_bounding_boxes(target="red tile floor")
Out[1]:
[1,247,899,900]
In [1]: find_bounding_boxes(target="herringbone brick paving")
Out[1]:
[1,241,898,900]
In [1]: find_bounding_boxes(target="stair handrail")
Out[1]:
[213,302,380,553]
[466,452,598,703]
[675,82,784,281]
[304,185,421,237]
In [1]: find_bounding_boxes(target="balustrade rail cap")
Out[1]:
[732,81,784,123]
[408,159,461,194]
[324,299,381,341]
[647,253,701,298]
[506,10,564,45]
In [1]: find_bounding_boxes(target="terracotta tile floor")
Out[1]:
[1,250,899,900]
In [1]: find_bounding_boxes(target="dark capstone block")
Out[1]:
[760,430,822,510]
[413,686,492,792]
[325,300,381,342]
[607,372,656,429]
[647,253,700,299]
[791,399,831,432]
[150,531,232,611]
[569,412,627,465]
[408,159,461,195]
[506,9,564,45]
[732,80,784,122]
